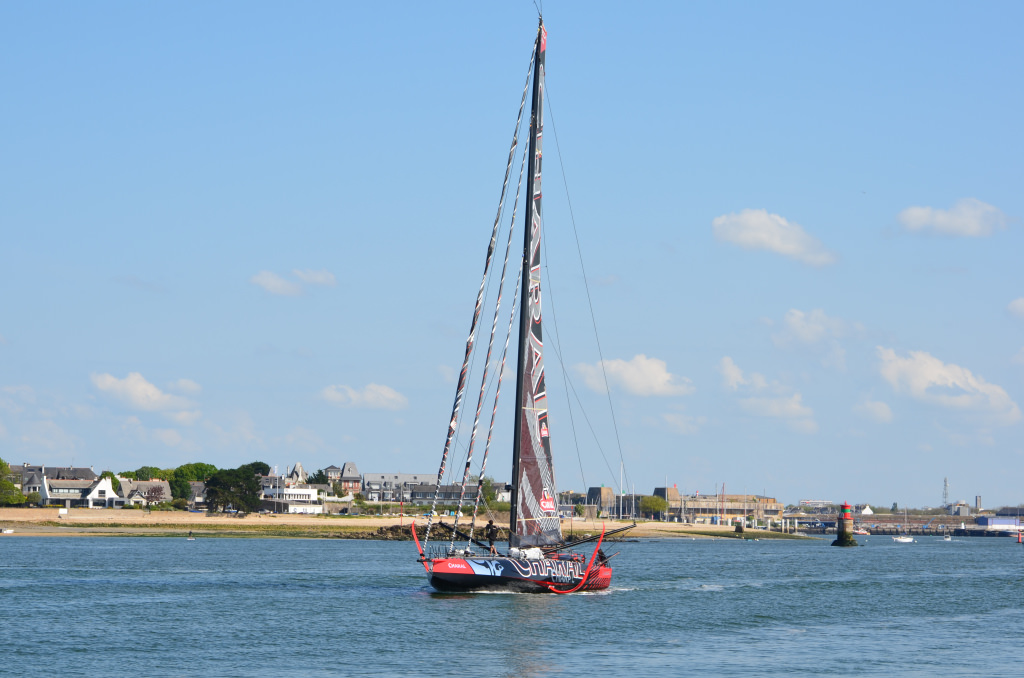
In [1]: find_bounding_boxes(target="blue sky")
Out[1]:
[2,2,1022,508]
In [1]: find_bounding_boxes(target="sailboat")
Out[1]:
[412,18,632,593]
[893,508,914,543]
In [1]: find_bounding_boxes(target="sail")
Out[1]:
[510,23,561,548]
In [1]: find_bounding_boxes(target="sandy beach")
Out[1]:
[0,507,800,540]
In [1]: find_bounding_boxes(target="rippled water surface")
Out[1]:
[2,535,1022,676]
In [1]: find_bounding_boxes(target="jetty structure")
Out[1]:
[831,501,858,547]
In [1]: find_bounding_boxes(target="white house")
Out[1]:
[42,476,118,508]
[262,484,322,514]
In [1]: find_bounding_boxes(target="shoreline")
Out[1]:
[0,507,812,540]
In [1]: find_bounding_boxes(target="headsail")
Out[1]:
[510,22,562,548]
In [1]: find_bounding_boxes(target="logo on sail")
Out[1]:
[539,489,556,513]
[540,423,549,438]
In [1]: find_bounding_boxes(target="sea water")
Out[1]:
[1,535,1022,677]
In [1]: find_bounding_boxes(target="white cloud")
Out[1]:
[855,399,893,423]
[19,420,78,452]
[661,411,706,435]
[250,271,303,296]
[719,357,767,392]
[722,358,816,432]
[712,209,836,267]
[92,372,195,412]
[293,269,336,286]
[280,426,327,453]
[877,347,1021,424]
[168,378,202,394]
[165,410,202,426]
[773,309,848,370]
[321,383,409,410]
[1009,298,1024,318]
[739,394,816,433]
[438,365,457,384]
[204,411,264,449]
[152,428,183,447]
[576,354,694,397]
[774,309,844,345]
[739,393,813,419]
[898,198,1007,237]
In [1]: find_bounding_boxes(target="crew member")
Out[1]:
[486,520,499,555]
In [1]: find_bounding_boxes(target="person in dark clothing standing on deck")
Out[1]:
[486,520,499,555]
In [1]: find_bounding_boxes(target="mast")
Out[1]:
[510,18,560,548]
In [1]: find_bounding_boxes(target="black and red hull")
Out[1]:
[426,555,612,593]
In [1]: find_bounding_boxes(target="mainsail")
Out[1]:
[510,24,562,548]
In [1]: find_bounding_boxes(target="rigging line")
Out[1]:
[425,44,536,547]
[545,87,630,492]
[543,309,620,492]
[449,135,530,551]
[467,267,522,548]
[466,146,529,548]
[539,238,588,495]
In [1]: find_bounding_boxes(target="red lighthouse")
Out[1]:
[832,501,858,547]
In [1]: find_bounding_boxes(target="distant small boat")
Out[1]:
[942,534,952,542]
[893,509,913,543]
[1,528,13,534]
[853,528,869,535]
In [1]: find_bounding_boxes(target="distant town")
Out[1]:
[2,457,1022,535]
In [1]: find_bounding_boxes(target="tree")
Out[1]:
[332,482,346,498]
[175,462,218,482]
[100,470,121,493]
[0,479,26,506]
[144,485,167,504]
[639,495,669,519]
[239,461,270,477]
[574,504,585,517]
[307,469,328,485]
[135,466,162,481]
[25,491,41,506]
[480,477,497,503]
[169,477,191,501]
[205,466,263,513]
[892,502,899,512]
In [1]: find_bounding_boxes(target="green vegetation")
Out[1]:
[169,476,191,501]
[174,463,218,482]
[99,471,121,492]
[639,495,669,518]
[0,479,26,506]
[0,457,27,506]
[205,463,267,513]
[307,469,328,484]
[480,477,497,503]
